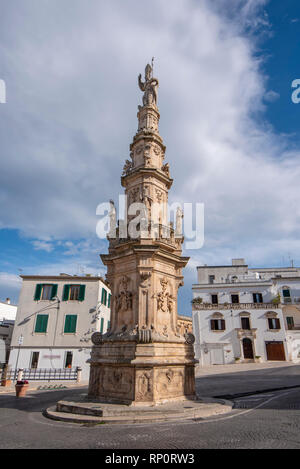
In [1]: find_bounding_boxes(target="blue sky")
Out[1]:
[0,0,300,315]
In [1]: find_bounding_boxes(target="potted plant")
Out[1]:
[15,380,29,397]
[272,293,281,305]
[255,356,262,363]
[191,297,203,305]
[234,357,240,363]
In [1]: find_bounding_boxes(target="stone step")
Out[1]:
[45,398,233,425]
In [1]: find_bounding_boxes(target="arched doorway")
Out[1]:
[242,338,254,359]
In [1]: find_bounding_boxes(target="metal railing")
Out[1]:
[1,367,81,382]
[192,302,279,310]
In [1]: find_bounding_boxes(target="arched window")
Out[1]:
[265,311,281,330]
[210,312,225,331]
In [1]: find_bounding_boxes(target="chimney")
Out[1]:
[6,298,10,304]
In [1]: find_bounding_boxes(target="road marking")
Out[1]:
[26,387,300,431]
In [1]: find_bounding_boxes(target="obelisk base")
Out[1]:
[88,342,197,406]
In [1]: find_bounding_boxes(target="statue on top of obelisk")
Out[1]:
[138,61,159,107]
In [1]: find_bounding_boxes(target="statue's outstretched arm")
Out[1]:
[138,73,145,91]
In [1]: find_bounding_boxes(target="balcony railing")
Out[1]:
[192,302,279,310]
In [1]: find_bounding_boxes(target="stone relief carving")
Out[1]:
[116,276,133,313]
[139,271,151,288]
[101,367,133,396]
[136,371,153,401]
[156,278,175,314]
[156,369,184,397]
[91,332,103,346]
[153,144,161,156]
[155,189,163,203]
[143,144,151,167]
[184,332,195,345]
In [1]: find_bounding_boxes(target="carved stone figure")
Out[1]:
[108,200,116,238]
[122,159,133,175]
[162,162,170,177]
[138,63,159,107]
[175,206,183,237]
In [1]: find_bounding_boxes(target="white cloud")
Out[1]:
[32,240,54,252]
[0,0,299,273]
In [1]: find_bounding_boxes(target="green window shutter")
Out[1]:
[64,315,77,333]
[100,317,104,333]
[35,314,48,333]
[101,288,105,305]
[78,285,86,302]
[107,320,110,331]
[50,284,58,300]
[34,284,42,301]
[108,294,111,308]
[62,285,70,301]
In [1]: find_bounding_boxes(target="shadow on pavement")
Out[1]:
[196,364,300,399]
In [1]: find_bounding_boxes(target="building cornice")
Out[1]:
[192,281,272,289]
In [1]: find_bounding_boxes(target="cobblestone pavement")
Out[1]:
[1,364,300,449]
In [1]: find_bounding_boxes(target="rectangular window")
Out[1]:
[101,288,107,305]
[231,294,239,304]
[34,284,57,301]
[241,317,250,330]
[268,318,281,330]
[64,315,77,334]
[62,284,85,302]
[65,351,73,369]
[69,285,80,301]
[209,275,215,284]
[211,294,218,305]
[210,319,225,331]
[286,317,294,330]
[100,317,104,333]
[41,285,53,300]
[35,314,48,333]
[107,320,111,331]
[31,352,39,369]
[253,293,263,304]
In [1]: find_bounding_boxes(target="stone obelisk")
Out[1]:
[88,63,197,405]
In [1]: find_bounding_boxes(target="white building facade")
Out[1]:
[192,259,300,366]
[9,275,111,380]
[0,299,17,366]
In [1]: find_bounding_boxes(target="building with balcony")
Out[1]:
[192,259,300,366]
[9,275,111,380]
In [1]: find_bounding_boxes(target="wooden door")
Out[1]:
[266,342,285,361]
[242,338,254,359]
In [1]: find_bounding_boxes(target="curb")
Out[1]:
[44,398,233,425]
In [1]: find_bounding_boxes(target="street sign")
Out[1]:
[18,336,24,345]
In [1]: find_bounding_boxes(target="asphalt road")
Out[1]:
[1,384,300,449]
